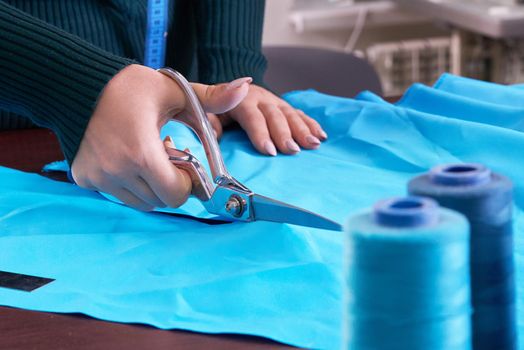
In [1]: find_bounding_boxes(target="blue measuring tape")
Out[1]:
[144,0,169,69]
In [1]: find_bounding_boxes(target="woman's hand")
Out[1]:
[71,64,250,211]
[209,84,328,155]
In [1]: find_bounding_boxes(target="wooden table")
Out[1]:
[0,128,295,350]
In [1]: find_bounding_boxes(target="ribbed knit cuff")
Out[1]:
[194,0,267,87]
[0,2,134,163]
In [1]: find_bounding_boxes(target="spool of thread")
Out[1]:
[344,196,471,350]
[408,163,516,350]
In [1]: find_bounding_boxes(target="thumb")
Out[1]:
[191,77,252,114]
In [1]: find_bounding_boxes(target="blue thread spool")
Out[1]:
[409,164,516,350]
[344,196,471,350]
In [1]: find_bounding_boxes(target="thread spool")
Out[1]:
[344,196,471,350]
[408,163,516,350]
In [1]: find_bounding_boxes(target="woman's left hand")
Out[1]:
[208,84,328,156]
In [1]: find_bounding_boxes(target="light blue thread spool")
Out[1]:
[344,196,472,350]
[409,163,516,350]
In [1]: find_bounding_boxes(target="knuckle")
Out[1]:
[266,108,285,121]
[288,120,311,137]
[86,171,108,191]
[294,128,312,140]
[133,153,148,169]
[302,113,320,126]
[296,122,312,133]
[71,167,90,188]
[97,156,121,177]
[100,163,123,181]
[259,102,275,111]
[284,110,300,121]
[280,106,295,115]
[74,174,93,189]
[243,111,262,124]
[131,151,155,174]
[127,147,148,169]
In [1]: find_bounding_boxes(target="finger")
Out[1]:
[164,136,175,149]
[107,186,154,212]
[297,109,328,140]
[259,104,300,154]
[163,135,192,156]
[282,107,321,150]
[191,77,252,114]
[122,176,166,208]
[217,113,234,128]
[207,113,223,140]
[82,169,157,211]
[140,140,192,208]
[69,167,96,190]
[232,105,277,156]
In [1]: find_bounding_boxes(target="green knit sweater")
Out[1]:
[0,0,267,162]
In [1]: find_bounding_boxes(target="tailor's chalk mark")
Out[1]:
[0,270,54,292]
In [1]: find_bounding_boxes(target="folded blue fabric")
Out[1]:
[435,73,524,108]
[2,74,523,349]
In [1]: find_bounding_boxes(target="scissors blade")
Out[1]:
[250,194,343,231]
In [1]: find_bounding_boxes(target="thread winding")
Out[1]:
[344,196,471,350]
[409,163,517,350]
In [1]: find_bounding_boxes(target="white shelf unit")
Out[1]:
[288,1,428,33]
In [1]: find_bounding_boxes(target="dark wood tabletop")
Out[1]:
[0,128,296,350]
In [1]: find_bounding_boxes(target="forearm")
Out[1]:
[193,0,267,86]
[0,1,134,162]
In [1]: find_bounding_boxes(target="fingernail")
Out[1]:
[227,77,253,90]
[318,130,328,140]
[306,135,321,146]
[285,139,301,153]
[213,129,218,139]
[263,140,277,156]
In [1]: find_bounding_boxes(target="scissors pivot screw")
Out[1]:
[158,67,342,231]
[225,195,246,218]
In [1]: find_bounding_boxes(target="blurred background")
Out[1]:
[262,0,524,97]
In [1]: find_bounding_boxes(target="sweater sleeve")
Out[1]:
[193,0,267,86]
[0,1,134,163]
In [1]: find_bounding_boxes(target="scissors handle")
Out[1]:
[158,68,229,182]
[158,68,250,194]
[157,70,341,230]
[166,145,254,220]
[166,147,214,202]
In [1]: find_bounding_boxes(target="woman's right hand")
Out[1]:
[71,64,251,211]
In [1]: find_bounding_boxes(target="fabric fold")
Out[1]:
[2,74,523,349]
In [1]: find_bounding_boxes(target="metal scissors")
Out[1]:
[158,68,343,232]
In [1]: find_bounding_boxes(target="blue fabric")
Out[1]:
[1,74,523,349]
[42,160,70,172]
